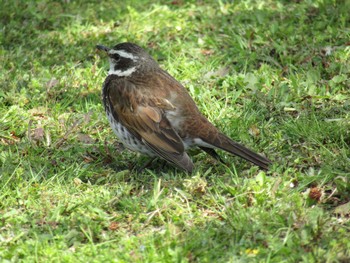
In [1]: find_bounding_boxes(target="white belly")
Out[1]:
[106,112,154,156]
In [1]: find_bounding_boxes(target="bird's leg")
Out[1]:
[199,147,225,164]
[135,157,157,174]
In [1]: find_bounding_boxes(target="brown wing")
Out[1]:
[105,77,194,173]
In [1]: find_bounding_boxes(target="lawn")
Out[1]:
[1,0,349,262]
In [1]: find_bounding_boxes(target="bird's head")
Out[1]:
[96,42,157,77]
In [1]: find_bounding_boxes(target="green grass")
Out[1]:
[1,0,350,262]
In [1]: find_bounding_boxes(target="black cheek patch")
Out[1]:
[114,58,134,71]
[111,54,121,60]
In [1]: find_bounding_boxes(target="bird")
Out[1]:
[96,42,271,173]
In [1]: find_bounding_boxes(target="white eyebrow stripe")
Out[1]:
[108,49,139,61]
[108,66,137,77]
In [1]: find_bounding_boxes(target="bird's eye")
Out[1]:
[113,54,121,61]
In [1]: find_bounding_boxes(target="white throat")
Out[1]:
[108,65,137,77]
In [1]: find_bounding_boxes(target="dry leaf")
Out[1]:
[33,127,45,141]
[10,131,20,142]
[84,111,93,123]
[334,202,350,216]
[46,78,59,89]
[28,107,47,119]
[77,133,94,144]
[201,49,214,56]
[109,222,119,231]
[73,178,82,186]
[82,155,95,163]
[249,125,260,137]
[204,66,230,79]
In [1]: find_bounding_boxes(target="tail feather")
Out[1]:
[211,133,271,170]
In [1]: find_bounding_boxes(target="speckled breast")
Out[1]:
[105,110,155,156]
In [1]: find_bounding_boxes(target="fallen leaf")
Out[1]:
[334,202,350,216]
[204,66,230,79]
[10,131,20,142]
[82,155,95,163]
[28,107,47,119]
[77,133,94,144]
[320,46,333,56]
[84,111,93,123]
[33,127,45,141]
[271,177,282,197]
[249,125,260,137]
[73,178,82,186]
[46,78,59,89]
[201,49,214,56]
[109,222,119,231]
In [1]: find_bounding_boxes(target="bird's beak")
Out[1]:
[96,44,110,52]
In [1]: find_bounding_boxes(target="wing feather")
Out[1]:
[106,77,193,172]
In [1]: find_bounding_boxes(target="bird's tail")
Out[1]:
[210,133,271,170]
